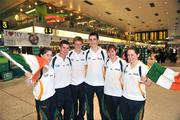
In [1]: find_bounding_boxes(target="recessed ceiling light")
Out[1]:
[125,8,132,11]
[28,5,31,8]
[118,18,123,21]
[154,13,159,16]
[70,13,73,16]
[49,6,52,10]
[35,2,38,5]
[20,8,23,12]
[83,0,94,5]
[149,3,155,7]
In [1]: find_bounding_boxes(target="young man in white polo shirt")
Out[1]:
[68,36,86,120]
[51,40,73,120]
[104,44,127,120]
[85,32,108,120]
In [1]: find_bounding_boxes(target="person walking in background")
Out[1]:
[104,44,127,120]
[25,47,56,120]
[84,32,108,120]
[69,36,86,120]
[51,40,73,120]
[121,47,151,120]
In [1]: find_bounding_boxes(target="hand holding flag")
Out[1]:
[146,62,180,90]
[0,51,48,84]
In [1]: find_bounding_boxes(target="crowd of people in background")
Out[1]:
[24,32,179,120]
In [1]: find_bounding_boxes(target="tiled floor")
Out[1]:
[0,60,180,120]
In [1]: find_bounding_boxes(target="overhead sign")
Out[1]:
[0,20,9,29]
[44,27,53,34]
[3,30,51,46]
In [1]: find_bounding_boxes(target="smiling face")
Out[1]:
[107,48,117,60]
[74,40,83,51]
[127,49,139,64]
[41,50,52,63]
[60,43,70,57]
[89,35,99,48]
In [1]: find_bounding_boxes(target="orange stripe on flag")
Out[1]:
[31,56,48,83]
[170,82,180,91]
[174,73,180,84]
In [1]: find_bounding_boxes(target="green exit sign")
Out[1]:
[44,27,53,34]
[0,20,9,29]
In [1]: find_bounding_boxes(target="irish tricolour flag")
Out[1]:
[147,62,180,90]
[0,51,47,83]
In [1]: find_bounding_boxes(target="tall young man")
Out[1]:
[51,40,73,120]
[69,36,86,120]
[85,32,107,120]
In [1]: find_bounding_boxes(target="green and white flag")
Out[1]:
[147,62,180,90]
[0,51,48,83]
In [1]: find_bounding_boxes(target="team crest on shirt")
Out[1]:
[55,64,60,67]
[115,68,121,71]
[97,57,103,60]
[70,58,74,61]
[133,73,139,76]
[80,59,85,61]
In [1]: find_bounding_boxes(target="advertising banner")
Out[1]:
[3,30,51,46]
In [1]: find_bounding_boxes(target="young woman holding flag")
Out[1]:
[121,47,151,120]
[25,47,56,120]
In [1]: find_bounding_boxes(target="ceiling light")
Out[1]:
[20,8,23,12]
[105,11,111,15]
[83,0,94,5]
[49,6,52,10]
[154,13,159,16]
[70,13,73,16]
[125,8,132,11]
[60,1,63,5]
[70,4,73,9]
[60,10,64,13]
[35,2,38,5]
[25,8,36,14]
[14,14,19,21]
[149,3,155,7]
[28,5,31,8]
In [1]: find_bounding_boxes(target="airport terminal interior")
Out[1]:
[0,0,180,120]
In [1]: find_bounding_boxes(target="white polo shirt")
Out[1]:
[104,57,127,97]
[68,50,86,85]
[122,61,149,101]
[33,65,55,101]
[85,47,107,86]
[51,54,71,89]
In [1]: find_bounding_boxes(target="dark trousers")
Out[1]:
[55,86,73,120]
[71,82,86,120]
[121,96,145,120]
[104,94,123,120]
[84,83,107,120]
[35,95,56,120]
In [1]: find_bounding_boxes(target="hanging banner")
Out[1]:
[3,30,51,46]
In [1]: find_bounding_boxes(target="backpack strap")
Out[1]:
[86,50,90,61]
[101,50,105,61]
[52,56,57,69]
[69,51,73,58]
[119,60,123,72]
[139,66,142,77]
[106,59,110,65]
[67,57,72,66]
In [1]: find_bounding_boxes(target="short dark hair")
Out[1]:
[73,36,83,44]
[59,40,70,47]
[107,44,117,51]
[128,46,140,55]
[89,32,99,40]
[39,47,52,56]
